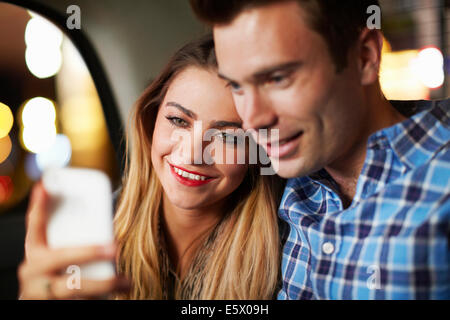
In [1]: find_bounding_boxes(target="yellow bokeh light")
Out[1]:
[0,102,14,139]
[0,135,12,164]
[380,42,429,100]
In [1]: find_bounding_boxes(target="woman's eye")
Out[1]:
[227,81,243,94]
[166,116,189,127]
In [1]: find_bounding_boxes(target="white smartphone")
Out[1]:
[42,167,116,280]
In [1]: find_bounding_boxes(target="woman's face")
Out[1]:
[151,66,248,210]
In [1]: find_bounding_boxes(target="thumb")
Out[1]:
[25,181,50,254]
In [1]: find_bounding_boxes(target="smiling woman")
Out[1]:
[18,34,286,300]
[113,34,285,299]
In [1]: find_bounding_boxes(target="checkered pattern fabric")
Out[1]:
[278,100,450,300]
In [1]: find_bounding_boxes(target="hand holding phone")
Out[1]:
[42,167,116,280]
[19,171,130,300]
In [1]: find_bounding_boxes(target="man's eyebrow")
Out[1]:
[210,120,242,129]
[252,61,302,79]
[166,102,197,119]
[218,61,302,84]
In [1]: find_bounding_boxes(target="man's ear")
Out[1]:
[357,28,383,86]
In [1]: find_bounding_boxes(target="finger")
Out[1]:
[25,181,50,251]
[34,243,117,275]
[50,275,130,300]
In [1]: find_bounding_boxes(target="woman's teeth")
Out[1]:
[173,167,208,181]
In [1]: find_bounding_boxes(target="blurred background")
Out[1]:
[0,0,449,299]
[380,0,450,100]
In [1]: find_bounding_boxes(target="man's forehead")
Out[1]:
[212,2,314,54]
[212,6,316,81]
[212,1,308,34]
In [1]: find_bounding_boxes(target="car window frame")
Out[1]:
[1,0,126,176]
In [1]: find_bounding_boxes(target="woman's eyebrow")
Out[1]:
[166,102,197,119]
[210,120,242,129]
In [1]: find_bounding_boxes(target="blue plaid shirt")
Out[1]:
[278,100,450,300]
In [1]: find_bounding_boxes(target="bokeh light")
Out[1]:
[411,47,445,89]
[0,136,12,164]
[21,97,56,127]
[24,15,63,79]
[27,9,41,19]
[22,125,57,154]
[380,38,429,100]
[25,16,63,49]
[20,97,57,154]
[0,102,14,139]
[25,46,62,79]
[36,134,72,170]
[0,176,13,204]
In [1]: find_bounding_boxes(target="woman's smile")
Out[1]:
[168,162,217,187]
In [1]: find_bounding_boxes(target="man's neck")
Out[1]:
[325,86,407,208]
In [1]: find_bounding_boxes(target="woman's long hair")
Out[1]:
[114,34,285,299]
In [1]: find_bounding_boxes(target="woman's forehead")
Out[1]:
[164,66,241,123]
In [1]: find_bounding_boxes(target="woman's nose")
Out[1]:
[172,121,210,165]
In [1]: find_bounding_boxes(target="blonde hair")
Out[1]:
[113,35,284,299]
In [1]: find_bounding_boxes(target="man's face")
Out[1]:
[214,1,367,178]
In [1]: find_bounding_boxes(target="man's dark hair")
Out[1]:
[190,0,381,72]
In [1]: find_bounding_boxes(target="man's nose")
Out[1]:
[239,89,278,131]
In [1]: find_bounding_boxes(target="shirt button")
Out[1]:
[322,242,335,255]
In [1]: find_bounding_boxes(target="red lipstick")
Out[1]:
[169,163,215,187]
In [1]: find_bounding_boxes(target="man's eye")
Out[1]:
[268,74,288,85]
[166,116,189,127]
[271,75,285,83]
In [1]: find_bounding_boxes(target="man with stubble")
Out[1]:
[190,0,449,299]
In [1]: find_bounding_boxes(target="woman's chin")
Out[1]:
[166,196,209,211]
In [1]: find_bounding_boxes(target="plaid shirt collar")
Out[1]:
[303,100,449,202]
[371,100,449,170]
